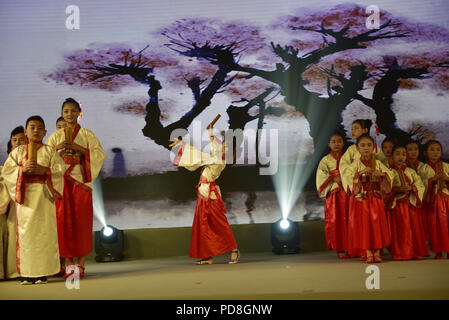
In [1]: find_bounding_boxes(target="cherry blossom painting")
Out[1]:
[1,0,448,229]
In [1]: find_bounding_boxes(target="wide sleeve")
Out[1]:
[45,130,61,148]
[1,148,22,202]
[44,148,66,199]
[0,167,11,215]
[316,157,333,198]
[340,146,354,193]
[408,169,425,208]
[418,164,435,203]
[377,160,393,194]
[83,130,106,182]
[173,142,218,171]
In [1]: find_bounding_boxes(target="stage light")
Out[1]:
[280,218,290,229]
[271,217,300,255]
[95,225,124,262]
[103,226,113,237]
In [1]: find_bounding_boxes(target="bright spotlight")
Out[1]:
[280,219,290,229]
[271,218,300,255]
[95,225,124,262]
[103,226,113,237]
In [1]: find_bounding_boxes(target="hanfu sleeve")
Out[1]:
[172,142,217,171]
[339,147,354,193]
[44,148,66,199]
[1,148,22,202]
[409,169,424,208]
[418,164,435,203]
[377,161,393,194]
[316,157,333,198]
[0,167,11,215]
[82,130,106,182]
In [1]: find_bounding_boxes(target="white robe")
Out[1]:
[390,167,425,209]
[2,144,65,277]
[340,144,386,193]
[0,166,11,279]
[173,138,226,200]
[46,126,106,189]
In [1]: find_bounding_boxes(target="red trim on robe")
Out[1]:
[173,142,186,166]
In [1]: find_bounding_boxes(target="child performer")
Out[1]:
[418,140,449,259]
[169,120,239,265]
[406,140,429,241]
[8,126,27,154]
[381,137,395,168]
[0,167,12,279]
[2,116,65,284]
[340,119,385,259]
[46,98,105,277]
[345,134,394,263]
[388,145,428,260]
[316,133,350,258]
[56,116,67,130]
[3,126,28,280]
[340,119,385,194]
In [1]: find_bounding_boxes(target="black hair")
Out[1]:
[392,144,407,154]
[56,116,65,124]
[352,119,373,130]
[25,115,46,128]
[10,125,25,138]
[423,140,443,153]
[405,140,420,148]
[356,133,374,145]
[62,97,81,111]
[382,136,396,148]
[7,140,12,154]
[329,132,345,141]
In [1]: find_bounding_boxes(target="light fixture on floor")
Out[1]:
[95,225,124,262]
[271,218,300,254]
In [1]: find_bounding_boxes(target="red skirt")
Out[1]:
[427,193,449,253]
[389,200,429,259]
[348,194,391,251]
[55,178,93,258]
[418,206,429,241]
[324,189,349,252]
[190,193,237,259]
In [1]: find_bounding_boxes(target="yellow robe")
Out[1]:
[343,158,394,199]
[418,162,449,199]
[2,144,66,277]
[173,138,226,200]
[46,126,106,189]
[340,144,386,193]
[316,153,342,198]
[390,167,425,209]
[0,166,12,279]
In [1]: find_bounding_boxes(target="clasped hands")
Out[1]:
[360,167,384,178]
[23,161,46,175]
[55,141,85,154]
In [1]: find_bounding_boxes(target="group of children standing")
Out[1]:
[0,98,105,284]
[317,119,449,263]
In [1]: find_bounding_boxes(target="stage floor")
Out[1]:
[1,251,449,300]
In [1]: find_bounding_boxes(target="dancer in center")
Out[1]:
[170,116,239,265]
[344,134,394,263]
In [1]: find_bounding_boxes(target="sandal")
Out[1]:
[196,258,213,265]
[365,251,374,264]
[77,265,85,278]
[229,249,240,264]
[63,265,76,279]
[374,252,382,263]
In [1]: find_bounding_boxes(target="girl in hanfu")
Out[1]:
[418,140,449,259]
[170,118,239,265]
[46,98,106,277]
[345,134,394,263]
